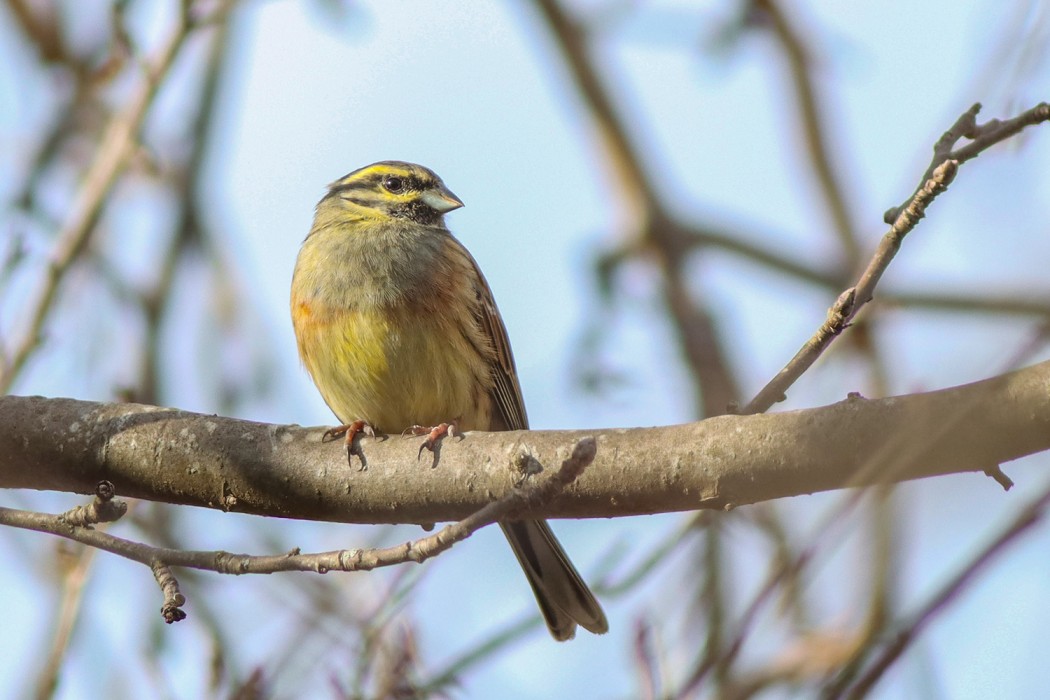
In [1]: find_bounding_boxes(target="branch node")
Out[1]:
[521,436,596,513]
[939,102,981,148]
[95,480,115,501]
[821,287,856,335]
[150,560,187,624]
[512,444,544,486]
[983,465,1014,491]
[337,549,363,571]
[59,480,128,527]
[212,550,243,575]
[542,437,597,496]
[221,482,238,511]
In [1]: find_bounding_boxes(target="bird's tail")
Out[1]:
[499,519,608,641]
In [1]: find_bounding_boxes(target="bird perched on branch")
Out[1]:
[290,160,608,640]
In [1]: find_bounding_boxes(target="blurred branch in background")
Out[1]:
[533,0,1050,698]
[536,0,741,420]
[1,0,198,393]
[0,1,344,696]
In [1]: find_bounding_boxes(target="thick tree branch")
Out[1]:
[0,438,597,625]
[3,360,1050,523]
[0,437,596,570]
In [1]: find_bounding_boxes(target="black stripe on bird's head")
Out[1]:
[322,161,464,225]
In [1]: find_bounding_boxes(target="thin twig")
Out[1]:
[151,560,187,623]
[59,479,127,527]
[743,158,958,415]
[745,101,1050,415]
[753,0,891,401]
[884,102,1050,224]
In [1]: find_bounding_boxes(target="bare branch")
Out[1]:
[0,436,595,564]
[744,159,956,414]
[827,480,1050,699]
[3,361,1050,522]
[151,560,188,624]
[0,2,196,392]
[745,102,1050,415]
[752,0,862,263]
[0,439,596,624]
[59,479,127,527]
[884,102,1050,224]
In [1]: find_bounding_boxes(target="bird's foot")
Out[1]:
[408,421,459,464]
[323,419,375,470]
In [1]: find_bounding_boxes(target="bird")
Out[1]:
[290,160,608,640]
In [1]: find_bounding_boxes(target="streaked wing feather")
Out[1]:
[456,235,609,641]
[464,250,529,431]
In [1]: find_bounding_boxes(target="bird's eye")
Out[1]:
[383,176,405,193]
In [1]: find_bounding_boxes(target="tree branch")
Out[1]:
[829,479,1050,699]
[0,2,198,393]
[744,101,1050,415]
[3,360,1050,523]
[2,432,595,541]
[0,438,597,623]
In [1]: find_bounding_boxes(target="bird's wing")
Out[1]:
[465,250,529,432]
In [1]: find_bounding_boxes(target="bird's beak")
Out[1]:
[421,186,464,213]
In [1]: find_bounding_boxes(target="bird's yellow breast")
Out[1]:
[292,284,493,433]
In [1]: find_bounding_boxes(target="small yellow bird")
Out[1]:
[290,161,608,640]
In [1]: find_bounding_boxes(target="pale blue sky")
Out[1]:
[3,1,1050,698]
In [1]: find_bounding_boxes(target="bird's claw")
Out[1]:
[324,419,374,470]
[411,422,457,463]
